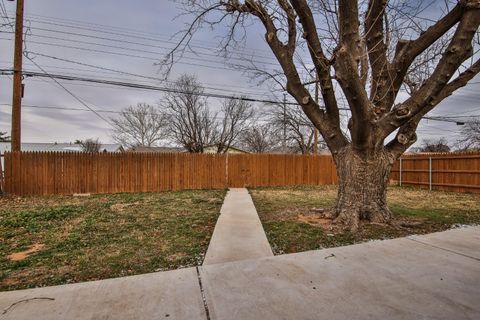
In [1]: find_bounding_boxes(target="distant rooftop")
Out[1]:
[127,146,185,153]
[0,142,124,154]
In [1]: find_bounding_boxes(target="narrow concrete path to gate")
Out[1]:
[203,188,273,265]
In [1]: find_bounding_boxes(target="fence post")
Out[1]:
[399,158,402,187]
[225,153,229,188]
[0,153,4,194]
[429,157,432,191]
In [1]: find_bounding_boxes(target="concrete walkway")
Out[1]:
[1,227,479,319]
[203,188,273,265]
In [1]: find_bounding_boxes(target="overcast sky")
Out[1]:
[0,0,479,149]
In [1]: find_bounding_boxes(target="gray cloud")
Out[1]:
[0,0,478,149]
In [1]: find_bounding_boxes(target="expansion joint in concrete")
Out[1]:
[196,267,211,320]
[406,237,480,262]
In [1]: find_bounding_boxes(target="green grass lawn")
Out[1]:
[250,186,480,255]
[0,190,225,291]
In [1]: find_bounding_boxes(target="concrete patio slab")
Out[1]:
[203,188,273,265]
[200,227,480,320]
[408,226,480,260]
[0,267,206,320]
[2,227,479,320]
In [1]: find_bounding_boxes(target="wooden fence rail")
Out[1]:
[390,152,480,193]
[3,151,479,196]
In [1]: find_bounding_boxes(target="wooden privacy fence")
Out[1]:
[3,151,479,196]
[3,152,338,196]
[390,152,480,193]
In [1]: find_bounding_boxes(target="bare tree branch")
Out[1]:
[216,98,255,153]
[386,58,480,156]
[240,123,279,153]
[381,6,480,139]
[111,103,169,148]
[163,74,218,152]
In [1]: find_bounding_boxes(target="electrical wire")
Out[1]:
[4,15,275,58]
[22,57,113,126]
[0,18,275,62]
[0,68,300,105]
[0,37,275,74]
[0,60,278,95]
[0,103,274,122]
[0,32,279,69]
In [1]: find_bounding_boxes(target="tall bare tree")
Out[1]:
[111,103,168,148]
[164,74,255,153]
[167,0,480,229]
[458,119,480,150]
[269,103,326,154]
[241,123,278,153]
[163,74,218,152]
[216,98,255,153]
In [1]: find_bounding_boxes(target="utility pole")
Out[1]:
[11,0,24,152]
[313,73,319,154]
[283,93,286,153]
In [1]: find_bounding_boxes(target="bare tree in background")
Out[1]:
[420,138,451,153]
[78,138,102,153]
[458,119,480,150]
[164,74,255,153]
[269,103,325,154]
[165,0,480,230]
[241,123,278,153]
[216,98,255,153]
[163,74,218,153]
[111,103,168,148]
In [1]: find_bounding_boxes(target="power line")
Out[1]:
[26,15,273,57]
[1,16,275,61]
[0,1,12,26]
[0,69,300,105]
[13,11,269,53]
[2,67,479,125]
[3,31,279,67]
[22,57,113,126]
[17,76,279,100]
[18,72,272,99]
[0,103,141,115]
[424,114,480,119]
[0,32,279,70]
[3,23,277,66]
[0,60,275,95]
[3,49,280,98]
[0,37,271,74]
[0,103,273,122]
[22,50,171,83]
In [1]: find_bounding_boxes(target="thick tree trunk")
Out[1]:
[333,146,396,230]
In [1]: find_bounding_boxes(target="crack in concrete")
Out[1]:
[2,297,55,315]
[195,266,211,320]
[406,237,480,262]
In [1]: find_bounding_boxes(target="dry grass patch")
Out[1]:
[0,190,225,291]
[250,186,480,255]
